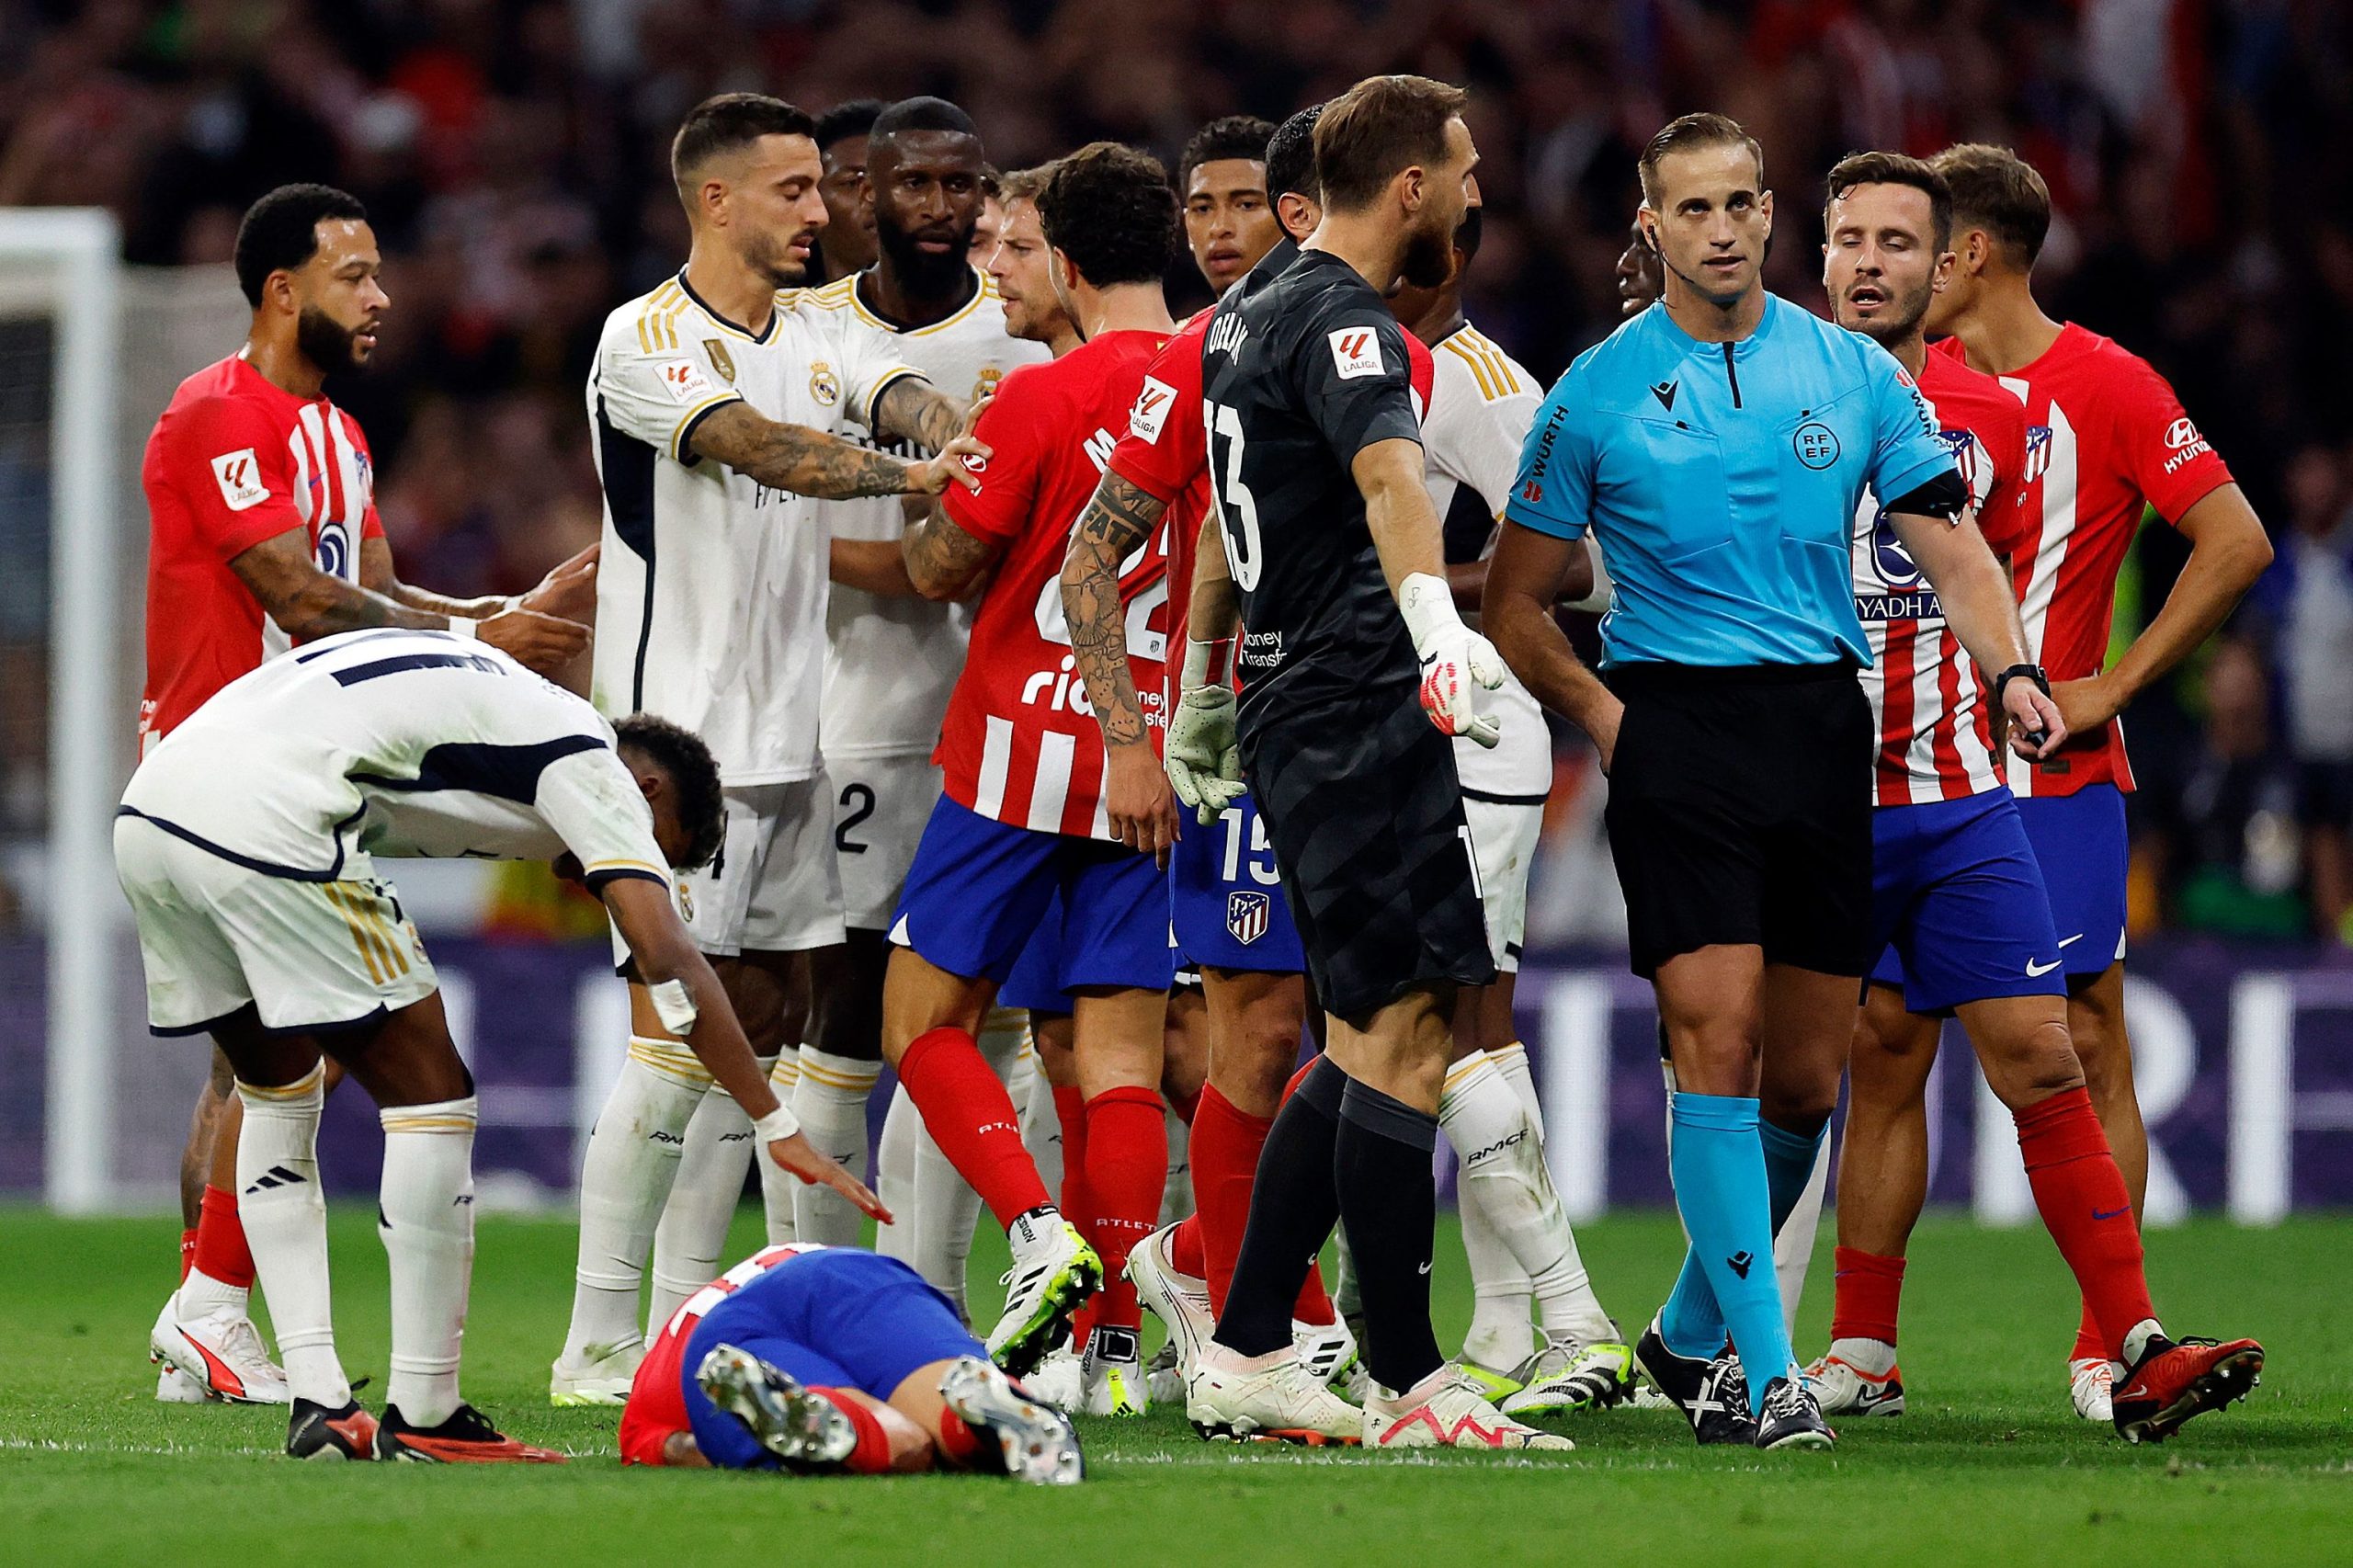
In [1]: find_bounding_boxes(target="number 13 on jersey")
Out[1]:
[1206,399,1262,590]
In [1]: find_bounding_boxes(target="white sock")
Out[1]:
[1827,1335,1898,1378]
[648,1061,763,1329]
[1489,1043,1614,1343]
[176,1266,248,1320]
[233,1066,348,1407]
[908,1014,1029,1317]
[1490,1042,1547,1142]
[1442,1051,1613,1358]
[379,1096,479,1428]
[560,1041,705,1366]
[873,1085,918,1265]
[1161,1101,1195,1227]
[1018,1030,1063,1200]
[790,1046,881,1244]
[754,1048,801,1246]
[1773,1131,1833,1338]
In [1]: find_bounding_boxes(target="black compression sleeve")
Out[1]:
[1885,466,1970,520]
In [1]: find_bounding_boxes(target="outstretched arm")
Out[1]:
[871,376,972,454]
[356,537,598,676]
[233,529,477,641]
[689,402,985,500]
[1063,471,1179,857]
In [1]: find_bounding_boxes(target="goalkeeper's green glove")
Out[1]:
[1164,636,1245,825]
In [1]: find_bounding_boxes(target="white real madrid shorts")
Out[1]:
[116,815,438,1036]
[826,753,945,933]
[1455,665,1551,974]
[671,775,848,957]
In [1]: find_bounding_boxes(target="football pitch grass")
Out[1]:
[3,1209,2347,1567]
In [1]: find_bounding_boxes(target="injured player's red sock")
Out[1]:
[1170,1215,1207,1278]
[1189,1083,1273,1313]
[1829,1245,1905,1346]
[899,1027,1050,1229]
[191,1185,256,1289]
[2017,1086,2154,1362]
[1084,1085,1168,1334]
[178,1228,198,1284]
[811,1389,893,1474]
[936,1403,983,1467]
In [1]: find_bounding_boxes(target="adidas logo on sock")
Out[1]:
[1726,1250,1754,1279]
[244,1165,306,1195]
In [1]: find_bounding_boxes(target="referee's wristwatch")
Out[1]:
[1993,663,2052,703]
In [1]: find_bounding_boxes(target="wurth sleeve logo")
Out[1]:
[210,449,268,511]
[1328,327,1384,381]
[1128,376,1176,444]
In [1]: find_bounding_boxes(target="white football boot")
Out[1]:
[941,1356,1085,1485]
[1186,1341,1362,1445]
[1294,1316,1370,1401]
[1145,1339,1185,1405]
[550,1341,644,1407]
[988,1214,1101,1377]
[1803,1340,1906,1417]
[154,1362,209,1403]
[1365,1364,1574,1451]
[694,1344,858,1470]
[150,1292,290,1404]
[1018,1346,1086,1413]
[1081,1325,1149,1417]
[1126,1222,1213,1382]
[2070,1356,2117,1423]
[1500,1328,1639,1416]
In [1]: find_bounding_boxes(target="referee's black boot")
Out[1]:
[1635,1323,1757,1445]
[1755,1374,1836,1450]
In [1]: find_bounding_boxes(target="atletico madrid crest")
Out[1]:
[1226,890,1269,946]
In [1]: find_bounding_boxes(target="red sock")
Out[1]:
[936,1403,983,1466]
[898,1027,1050,1229]
[178,1228,198,1284]
[2073,1301,2105,1364]
[813,1389,893,1474]
[1189,1083,1274,1313]
[1054,1085,1096,1345]
[191,1185,255,1288]
[1168,1085,1201,1125]
[1083,1085,1168,1334]
[2017,1086,2154,1363]
[1829,1245,1905,1346]
[1170,1214,1207,1278]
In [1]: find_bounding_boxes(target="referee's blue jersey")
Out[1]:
[1506,294,1958,669]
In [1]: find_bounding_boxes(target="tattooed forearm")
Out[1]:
[901,506,1001,600]
[231,530,449,642]
[690,402,918,498]
[1061,472,1168,748]
[874,377,966,454]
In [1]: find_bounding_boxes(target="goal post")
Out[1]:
[0,207,123,1212]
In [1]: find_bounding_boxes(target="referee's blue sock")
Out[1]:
[1659,1114,1828,1355]
[1659,1093,1798,1412]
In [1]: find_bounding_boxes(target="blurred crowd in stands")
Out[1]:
[3,0,2350,943]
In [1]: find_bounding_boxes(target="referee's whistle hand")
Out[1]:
[2004,683,2069,761]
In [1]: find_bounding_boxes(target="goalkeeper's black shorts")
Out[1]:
[1240,694,1495,1022]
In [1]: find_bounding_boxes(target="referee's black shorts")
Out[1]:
[1242,695,1496,1022]
[1603,660,1873,980]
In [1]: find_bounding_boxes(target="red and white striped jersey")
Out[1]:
[620,1243,823,1466]
[1852,350,2030,805]
[936,330,1199,839]
[1932,325,2234,797]
[138,353,385,751]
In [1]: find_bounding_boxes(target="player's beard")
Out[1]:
[744,225,815,289]
[1398,210,1455,289]
[876,214,975,298]
[1843,275,1935,350]
[297,306,371,373]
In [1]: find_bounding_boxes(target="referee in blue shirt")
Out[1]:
[1484,114,2063,1451]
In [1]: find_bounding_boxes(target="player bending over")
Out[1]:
[118,631,881,1460]
[620,1244,1079,1483]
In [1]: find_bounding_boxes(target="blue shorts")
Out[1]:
[998,892,1074,1016]
[680,1248,980,1471]
[892,796,1175,994]
[2015,782,2129,980]
[1869,789,2065,1015]
[1169,790,1305,973]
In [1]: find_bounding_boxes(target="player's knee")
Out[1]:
[1986,1018,2085,1110]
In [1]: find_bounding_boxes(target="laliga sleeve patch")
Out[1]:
[654,358,717,404]
[210,449,269,512]
[1128,375,1176,444]
[1327,327,1385,381]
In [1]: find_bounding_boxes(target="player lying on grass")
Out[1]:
[620,1242,1081,1483]
[115,629,884,1461]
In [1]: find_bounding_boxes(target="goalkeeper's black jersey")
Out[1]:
[1199,247,1428,739]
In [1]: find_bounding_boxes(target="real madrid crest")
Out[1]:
[810,360,841,407]
[677,881,696,923]
[703,338,736,384]
[972,365,1003,403]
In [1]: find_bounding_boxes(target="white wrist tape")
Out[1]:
[446,614,480,639]
[646,977,698,1035]
[1182,635,1233,690]
[752,1104,801,1145]
[1397,571,1463,658]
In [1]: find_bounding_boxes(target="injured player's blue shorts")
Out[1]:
[680,1247,983,1471]
[1868,788,2065,1016]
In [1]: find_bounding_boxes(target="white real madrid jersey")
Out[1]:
[808,269,1051,762]
[1423,322,1552,800]
[120,630,672,892]
[587,271,921,785]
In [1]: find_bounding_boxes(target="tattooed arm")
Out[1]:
[870,376,971,455]
[900,500,1004,602]
[229,528,455,641]
[689,402,984,499]
[1062,470,1180,857]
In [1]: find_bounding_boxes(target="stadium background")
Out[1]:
[2,0,2350,1218]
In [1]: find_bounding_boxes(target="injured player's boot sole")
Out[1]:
[695,1344,859,1471]
[942,1356,1085,1485]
